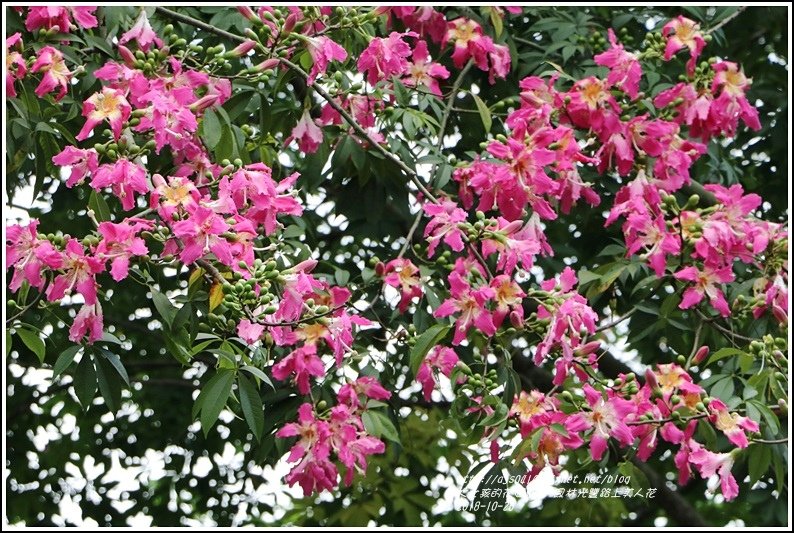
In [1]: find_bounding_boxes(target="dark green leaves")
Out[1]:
[200,107,222,150]
[73,352,98,410]
[194,369,235,436]
[150,288,176,329]
[52,346,82,380]
[88,190,112,222]
[362,410,400,444]
[16,327,45,363]
[237,373,265,441]
[409,324,451,377]
[472,93,492,133]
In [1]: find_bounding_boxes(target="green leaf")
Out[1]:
[710,377,735,402]
[5,331,12,358]
[150,288,176,329]
[88,190,112,223]
[198,369,235,436]
[94,355,122,413]
[362,410,400,444]
[17,328,46,363]
[472,93,492,133]
[409,324,451,377]
[241,365,275,389]
[73,353,97,410]
[52,345,82,379]
[550,423,569,437]
[201,107,222,149]
[707,347,746,366]
[237,373,265,441]
[748,444,772,485]
[97,348,130,386]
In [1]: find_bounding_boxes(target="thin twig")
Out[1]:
[750,437,788,445]
[705,7,747,35]
[695,309,756,343]
[594,307,637,333]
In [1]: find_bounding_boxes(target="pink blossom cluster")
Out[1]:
[507,362,758,500]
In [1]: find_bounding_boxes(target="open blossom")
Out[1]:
[564,76,621,134]
[382,258,423,312]
[6,220,62,291]
[305,36,347,84]
[534,267,598,375]
[276,403,338,496]
[402,40,450,96]
[490,274,524,328]
[25,6,98,32]
[481,216,543,274]
[510,390,557,437]
[433,271,496,345]
[422,199,467,257]
[624,212,681,277]
[357,31,416,84]
[6,33,26,98]
[594,29,642,99]
[171,204,233,266]
[135,86,198,152]
[150,174,200,218]
[237,318,265,345]
[416,346,460,400]
[674,264,734,317]
[523,411,587,480]
[662,16,706,75]
[76,88,132,141]
[387,7,448,44]
[707,398,759,448]
[52,146,99,188]
[91,160,150,211]
[46,239,104,305]
[329,406,386,486]
[30,46,72,100]
[119,10,162,51]
[446,18,511,83]
[69,302,104,344]
[94,220,150,281]
[272,344,326,395]
[288,110,323,154]
[582,384,636,461]
[337,377,391,409]
[709,61,761,135]
[689,446,739,501]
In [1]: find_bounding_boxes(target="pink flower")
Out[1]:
[52,146,99,188]
[150,174,200,219]
[416,346,460,400]
[490,274,524,328]
[674,264,734,317]
[94,220,150,281]
[288,110,323,154]
[709,61,761,135]
[382,258,423,313]
[481,216,543,274]
[662,16,706,76]
[624,212,681,277]
[6,33,26,98]
[274,260,322,322]
[171,204,233,266]
[564,76,621,134]
[486,43,511,84]
[276,403,338,496]
[220,164,303,235]
[708,398,759,448]
[582,384,636,460]
[237,318,265,345]
[510,390,557,437]
[446,18,484,69]
[135,87,198,153]
[522,411,587,480]
[272,344,326,395]
[422,199,467,257]
[5,220,62,291]
[30,46,72,101]
[534,267,598,378]
[25,7,98,32]
[337,376,392,409]
[76,88,132,141]
[69,302,104,344]
[594,29,642,99]
[433,271,496,345]
[402,40,450,96]
[119,10,162,51]
[357,31,416,84]
[91,160,150,211]
[46,239,104,305]
[305,36,347,84]
[387,7,448,44]
[689,446,739,501]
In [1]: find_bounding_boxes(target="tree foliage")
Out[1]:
[5,5,789,527]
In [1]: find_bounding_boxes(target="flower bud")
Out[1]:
[693,346,709,364]
[644,368,659,390]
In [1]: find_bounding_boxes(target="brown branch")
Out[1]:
[705,7,747,35]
